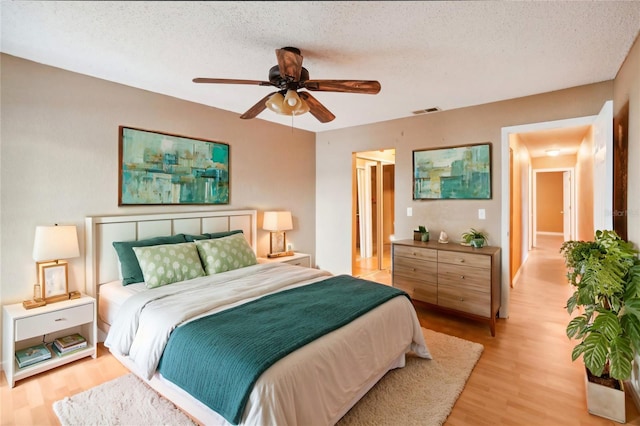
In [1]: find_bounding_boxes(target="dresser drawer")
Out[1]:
[393,256,438,282]
[394,245,437,262]
[438,262,491,292]
[438,285,491,317]
[393,276,437,304]
[438,250,490,269]
[15,303,93,340]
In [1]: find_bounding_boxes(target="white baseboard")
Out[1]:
[536,231,563,236]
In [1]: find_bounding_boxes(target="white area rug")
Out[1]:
[53,328,483,426]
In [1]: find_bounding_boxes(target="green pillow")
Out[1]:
[195,233,257,275]
[113,234,187,285]
[182,230,243,242]
[132,242,205,288]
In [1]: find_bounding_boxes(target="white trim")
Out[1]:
[536,231,564,236]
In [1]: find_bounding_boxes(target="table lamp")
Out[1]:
[32,224,80,302]
[262,211,293,258]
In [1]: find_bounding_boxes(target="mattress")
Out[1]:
[98,280,146,326]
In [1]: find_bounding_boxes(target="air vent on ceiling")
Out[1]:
[412,107,442,115]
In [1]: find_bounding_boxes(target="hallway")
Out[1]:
[372,234,640,424]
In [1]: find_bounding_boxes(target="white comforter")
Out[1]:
[105,263,431,425]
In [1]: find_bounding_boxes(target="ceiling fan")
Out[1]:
[193,47,381,123]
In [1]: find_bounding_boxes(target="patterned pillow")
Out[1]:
[195,233,257,274]
[133,242,205,289]
[113,234,187,285]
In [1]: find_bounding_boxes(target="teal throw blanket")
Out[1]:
[157,274,408,425]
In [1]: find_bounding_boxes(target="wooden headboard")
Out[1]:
[85,210,257,298]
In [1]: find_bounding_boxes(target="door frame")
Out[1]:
[531,167,575,246]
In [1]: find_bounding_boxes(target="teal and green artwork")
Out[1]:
[119,127,230,205]
[413,143,491,200]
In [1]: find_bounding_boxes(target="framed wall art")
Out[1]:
[413,142,492,200]
[119,126,230,205]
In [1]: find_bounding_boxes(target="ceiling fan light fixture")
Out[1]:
[266,92,286,114]
[284,89,301,107]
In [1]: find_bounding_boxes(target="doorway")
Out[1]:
[501,101,613,316]
[352,149,395,278]
[532,168,575,247]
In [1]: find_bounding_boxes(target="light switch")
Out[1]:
[478,209,486,220]
[407,207,413,217]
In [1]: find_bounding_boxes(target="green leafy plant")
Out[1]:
[418,226,427,234]
[560,230,640,382]
[461,228,487,244]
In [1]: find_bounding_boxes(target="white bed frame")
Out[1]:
[84,209,407,426]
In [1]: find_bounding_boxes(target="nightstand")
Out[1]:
[2,295,97,387]
[258,252,312,268]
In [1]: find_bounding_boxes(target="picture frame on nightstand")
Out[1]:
[38,261,69,303]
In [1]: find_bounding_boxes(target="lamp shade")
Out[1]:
[32,225,80,262]
[262,211,293,232]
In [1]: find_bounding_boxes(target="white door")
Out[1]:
[563,171,572,241]
[592,100,614,231]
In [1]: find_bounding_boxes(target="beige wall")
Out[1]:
[575,128,595,240]
[0,54,317,307]
[316,81,613,276]
[536,172,564,233]
[531,154,577,169]
[613,34,640,247]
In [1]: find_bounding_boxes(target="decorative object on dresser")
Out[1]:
[413,143,492,200]
[32,224,80,303]
[461,228,488,248]
[560,230,640,423]
[392,239,501,336]
[263,211,294,257]
[119,126,230,206]
[438,231,449,244]
[2,295,97,387]
[415,226,429,242]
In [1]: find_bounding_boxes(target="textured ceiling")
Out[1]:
[2,1,639,133]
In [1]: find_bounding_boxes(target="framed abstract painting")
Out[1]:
[119,126,230,205]
[413,142,491,200]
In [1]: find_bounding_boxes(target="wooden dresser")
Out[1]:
[392,239,501,336]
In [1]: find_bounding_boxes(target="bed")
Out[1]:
[86,210,431,425]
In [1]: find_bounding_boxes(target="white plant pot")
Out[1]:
[585,370,626,423]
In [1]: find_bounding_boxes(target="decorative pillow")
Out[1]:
[195,233,257,275]
[113,234,187,285]
[132,242,205,289]
[182,229,243,242]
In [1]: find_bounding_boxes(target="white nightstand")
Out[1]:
[258,252,312,268]
[2,295,97,387]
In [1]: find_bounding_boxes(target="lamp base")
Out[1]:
[267,250,294,258]
[22,298,46,310]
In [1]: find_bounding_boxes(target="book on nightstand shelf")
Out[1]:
[53,333,87,354]
[15,344,51,368]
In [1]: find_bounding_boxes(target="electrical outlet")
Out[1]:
[478,209,486,220]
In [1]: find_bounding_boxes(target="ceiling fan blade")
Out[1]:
[276,48,303,81]
[193,78,272,87]
[302,80,381,94]
[298,92,336,123]
[240,92,276,119]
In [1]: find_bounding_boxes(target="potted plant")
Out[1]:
[461,228,487,248]
[560,230,640,423]
[418,225,429,242]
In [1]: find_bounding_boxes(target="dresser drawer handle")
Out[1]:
[412,268,417,272]
[459,259,465,263]
[54,318,66,322]
[460,298,465,302]
[460,275,465,279]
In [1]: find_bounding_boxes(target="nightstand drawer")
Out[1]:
[15,303,93,340]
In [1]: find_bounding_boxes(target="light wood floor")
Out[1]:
[2,235,639,425]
